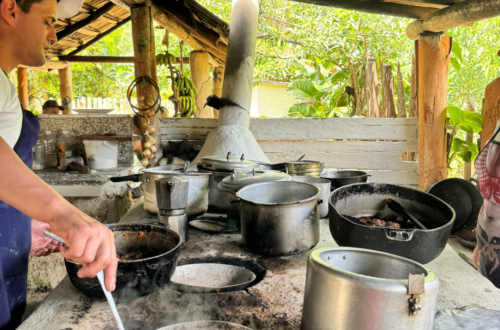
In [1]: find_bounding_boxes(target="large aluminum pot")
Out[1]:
[111,168,210,219]
[236,181,321,256]
[291,176,331,218]
[301,247,439,330]
[199,169,231,212]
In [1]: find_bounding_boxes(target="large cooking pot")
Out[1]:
[111,166,210,219]
[301,247,439,330]
[291,176,331,218]
[329,183,455,263]
[197,153,260,211]
[321,170,371,190]
[65,223,181,298]
[219,170,291,226]
[236,181,321,256]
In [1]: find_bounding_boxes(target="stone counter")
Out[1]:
[20,200,500,330]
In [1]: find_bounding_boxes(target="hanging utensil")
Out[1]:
[385,198,428,230]
[43,231,125,330]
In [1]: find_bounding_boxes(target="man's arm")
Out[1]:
[0,137,117,291]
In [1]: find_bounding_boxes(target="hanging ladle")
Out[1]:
[43,231,125,330]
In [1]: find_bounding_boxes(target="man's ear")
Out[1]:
[0,0,19,27]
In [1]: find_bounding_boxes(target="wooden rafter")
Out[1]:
[66,17,131,56]
[56,2,116,41]
[58,55,190,64]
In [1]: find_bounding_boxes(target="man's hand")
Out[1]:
[50,204,118,292]
[0,137,117,291]
[31,219,62,257]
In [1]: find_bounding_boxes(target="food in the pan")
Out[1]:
[344,213,418,229]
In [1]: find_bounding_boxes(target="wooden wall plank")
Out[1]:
[266,152,417,171]
[259,141,418,153]
[160,117,418,141]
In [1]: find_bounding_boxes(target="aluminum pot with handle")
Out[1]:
[197,152,260,211]
[110,162,210,219]
[236,181,321,256]
[301,247,439,330]
[219,169,291,227]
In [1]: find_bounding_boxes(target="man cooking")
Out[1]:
[0,0,117,328]
[42,99,63,114]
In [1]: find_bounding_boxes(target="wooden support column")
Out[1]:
[190,51,212,118]
[131,5,158,166]
[212,66,224,119]
[365,57,380,118]
[417,33,451,190]
[58,67,73,114]
[17,68,29,109]
[381,62,397,118]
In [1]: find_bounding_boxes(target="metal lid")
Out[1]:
[219,169,291,191]
[197,152,260,172]
[426,178,482,233]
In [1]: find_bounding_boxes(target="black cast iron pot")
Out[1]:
[65,223,181,298]
[329,183,455,264]
[321,170,371,190]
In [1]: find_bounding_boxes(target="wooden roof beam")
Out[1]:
[56,2,116,41]
[58,55,190,64]
[19,60,69,71]
[107,0,224,65]
[407,0,500,40]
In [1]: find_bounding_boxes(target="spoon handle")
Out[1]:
[97,271,125,330]
[43,231,125,330]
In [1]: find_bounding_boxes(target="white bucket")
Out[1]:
[83,140,118,169]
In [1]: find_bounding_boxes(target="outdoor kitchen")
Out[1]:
[10,0,500,330]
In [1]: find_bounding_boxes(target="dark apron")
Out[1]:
[475,126,500,288]
[0,109,40,329]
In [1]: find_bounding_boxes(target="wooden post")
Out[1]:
[396,62,407,118]
[417,33,451,190]
[58,67,73,114]
[480,78,500,149]
[17,68,29,110]
[365,57,380,118]
[131,5,158,166]
[212,66,224,119]
[190,51,212,118]
[381,62,397,118]
[463,97,476,180]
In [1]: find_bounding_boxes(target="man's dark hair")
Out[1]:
[3,0,60,14]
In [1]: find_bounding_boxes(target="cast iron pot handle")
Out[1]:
[384,229,415,242]
[110,174,141,183]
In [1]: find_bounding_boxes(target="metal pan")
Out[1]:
[158,321,253,330]
[169,263,256,293]
[321,170,371,190]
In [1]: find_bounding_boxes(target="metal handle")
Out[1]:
[298,154,306,161]
[183,160,190,174]
[226,151,232,160]
[43,231,67,247]
[384,229,415,242]
[110,174,141,183]
[318,199,324,205]
[241,154,245,161]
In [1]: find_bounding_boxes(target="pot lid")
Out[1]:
[197,152,260,171]
[426,178,482,233]
[219,169,291,190]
